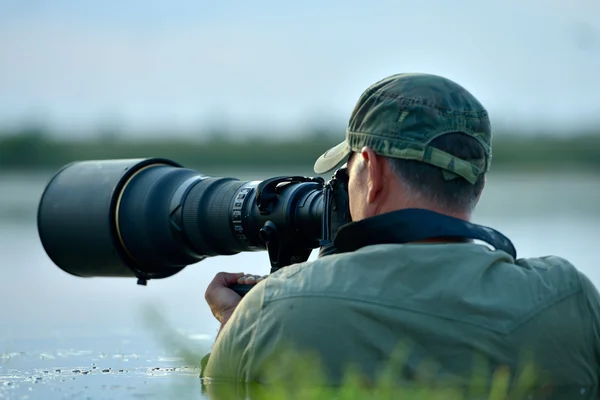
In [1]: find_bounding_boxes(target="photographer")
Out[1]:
[202,73,600,392]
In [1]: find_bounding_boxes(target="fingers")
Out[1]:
[204,272,269,323]
[205,272,243,301]
[205,272,268,301]
[237,274,268,285]
[206,272,268,292]
[215,272,245,286]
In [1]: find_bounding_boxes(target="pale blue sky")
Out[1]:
[0,0,599,139]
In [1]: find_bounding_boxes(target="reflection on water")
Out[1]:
[0,169,598,399]
[0,334,206,400]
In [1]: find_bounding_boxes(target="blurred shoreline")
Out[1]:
[0,128,599,172]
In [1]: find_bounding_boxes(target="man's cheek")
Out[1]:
[348,193,362,221]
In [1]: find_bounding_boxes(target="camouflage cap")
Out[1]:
[313,73,492,184]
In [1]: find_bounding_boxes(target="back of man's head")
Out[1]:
[314,73,492,215]
[386,131,486,214]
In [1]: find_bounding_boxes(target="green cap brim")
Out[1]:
[313,141,352,174]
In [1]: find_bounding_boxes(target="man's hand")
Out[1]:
[205,272,266,327]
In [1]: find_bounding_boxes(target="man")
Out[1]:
[202,73,600,395]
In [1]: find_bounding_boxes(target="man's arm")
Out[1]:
[207,291,365,385]
[202,276,267,382]
[203,263,360,385]
[204,272,266,337]
[200,272,266,378]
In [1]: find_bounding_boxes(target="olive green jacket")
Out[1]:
[204,212,600,396]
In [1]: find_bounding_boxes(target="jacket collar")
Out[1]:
[330,208,517,259]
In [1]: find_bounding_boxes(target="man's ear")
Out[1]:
[361,147,384,205]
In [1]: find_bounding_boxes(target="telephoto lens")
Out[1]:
[37,158,325,286]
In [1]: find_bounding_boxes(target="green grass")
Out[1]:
[142,305,555,400]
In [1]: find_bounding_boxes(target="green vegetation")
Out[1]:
[143,306,565,400]
[1,127,599,173]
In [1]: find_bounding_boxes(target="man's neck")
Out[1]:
[379,206,470,244]
[379,203,472,223]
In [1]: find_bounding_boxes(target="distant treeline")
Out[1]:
[0,127,599,172]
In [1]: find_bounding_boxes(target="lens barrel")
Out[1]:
[37,158,324,282]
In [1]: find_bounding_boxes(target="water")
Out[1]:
[0,168,598,399]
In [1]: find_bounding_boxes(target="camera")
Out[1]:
[36,158,351,295]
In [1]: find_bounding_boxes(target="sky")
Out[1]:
[0,0,599,140]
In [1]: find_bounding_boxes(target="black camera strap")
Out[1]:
[323,208,517,259]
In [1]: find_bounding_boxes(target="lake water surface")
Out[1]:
[0,168,598,399]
